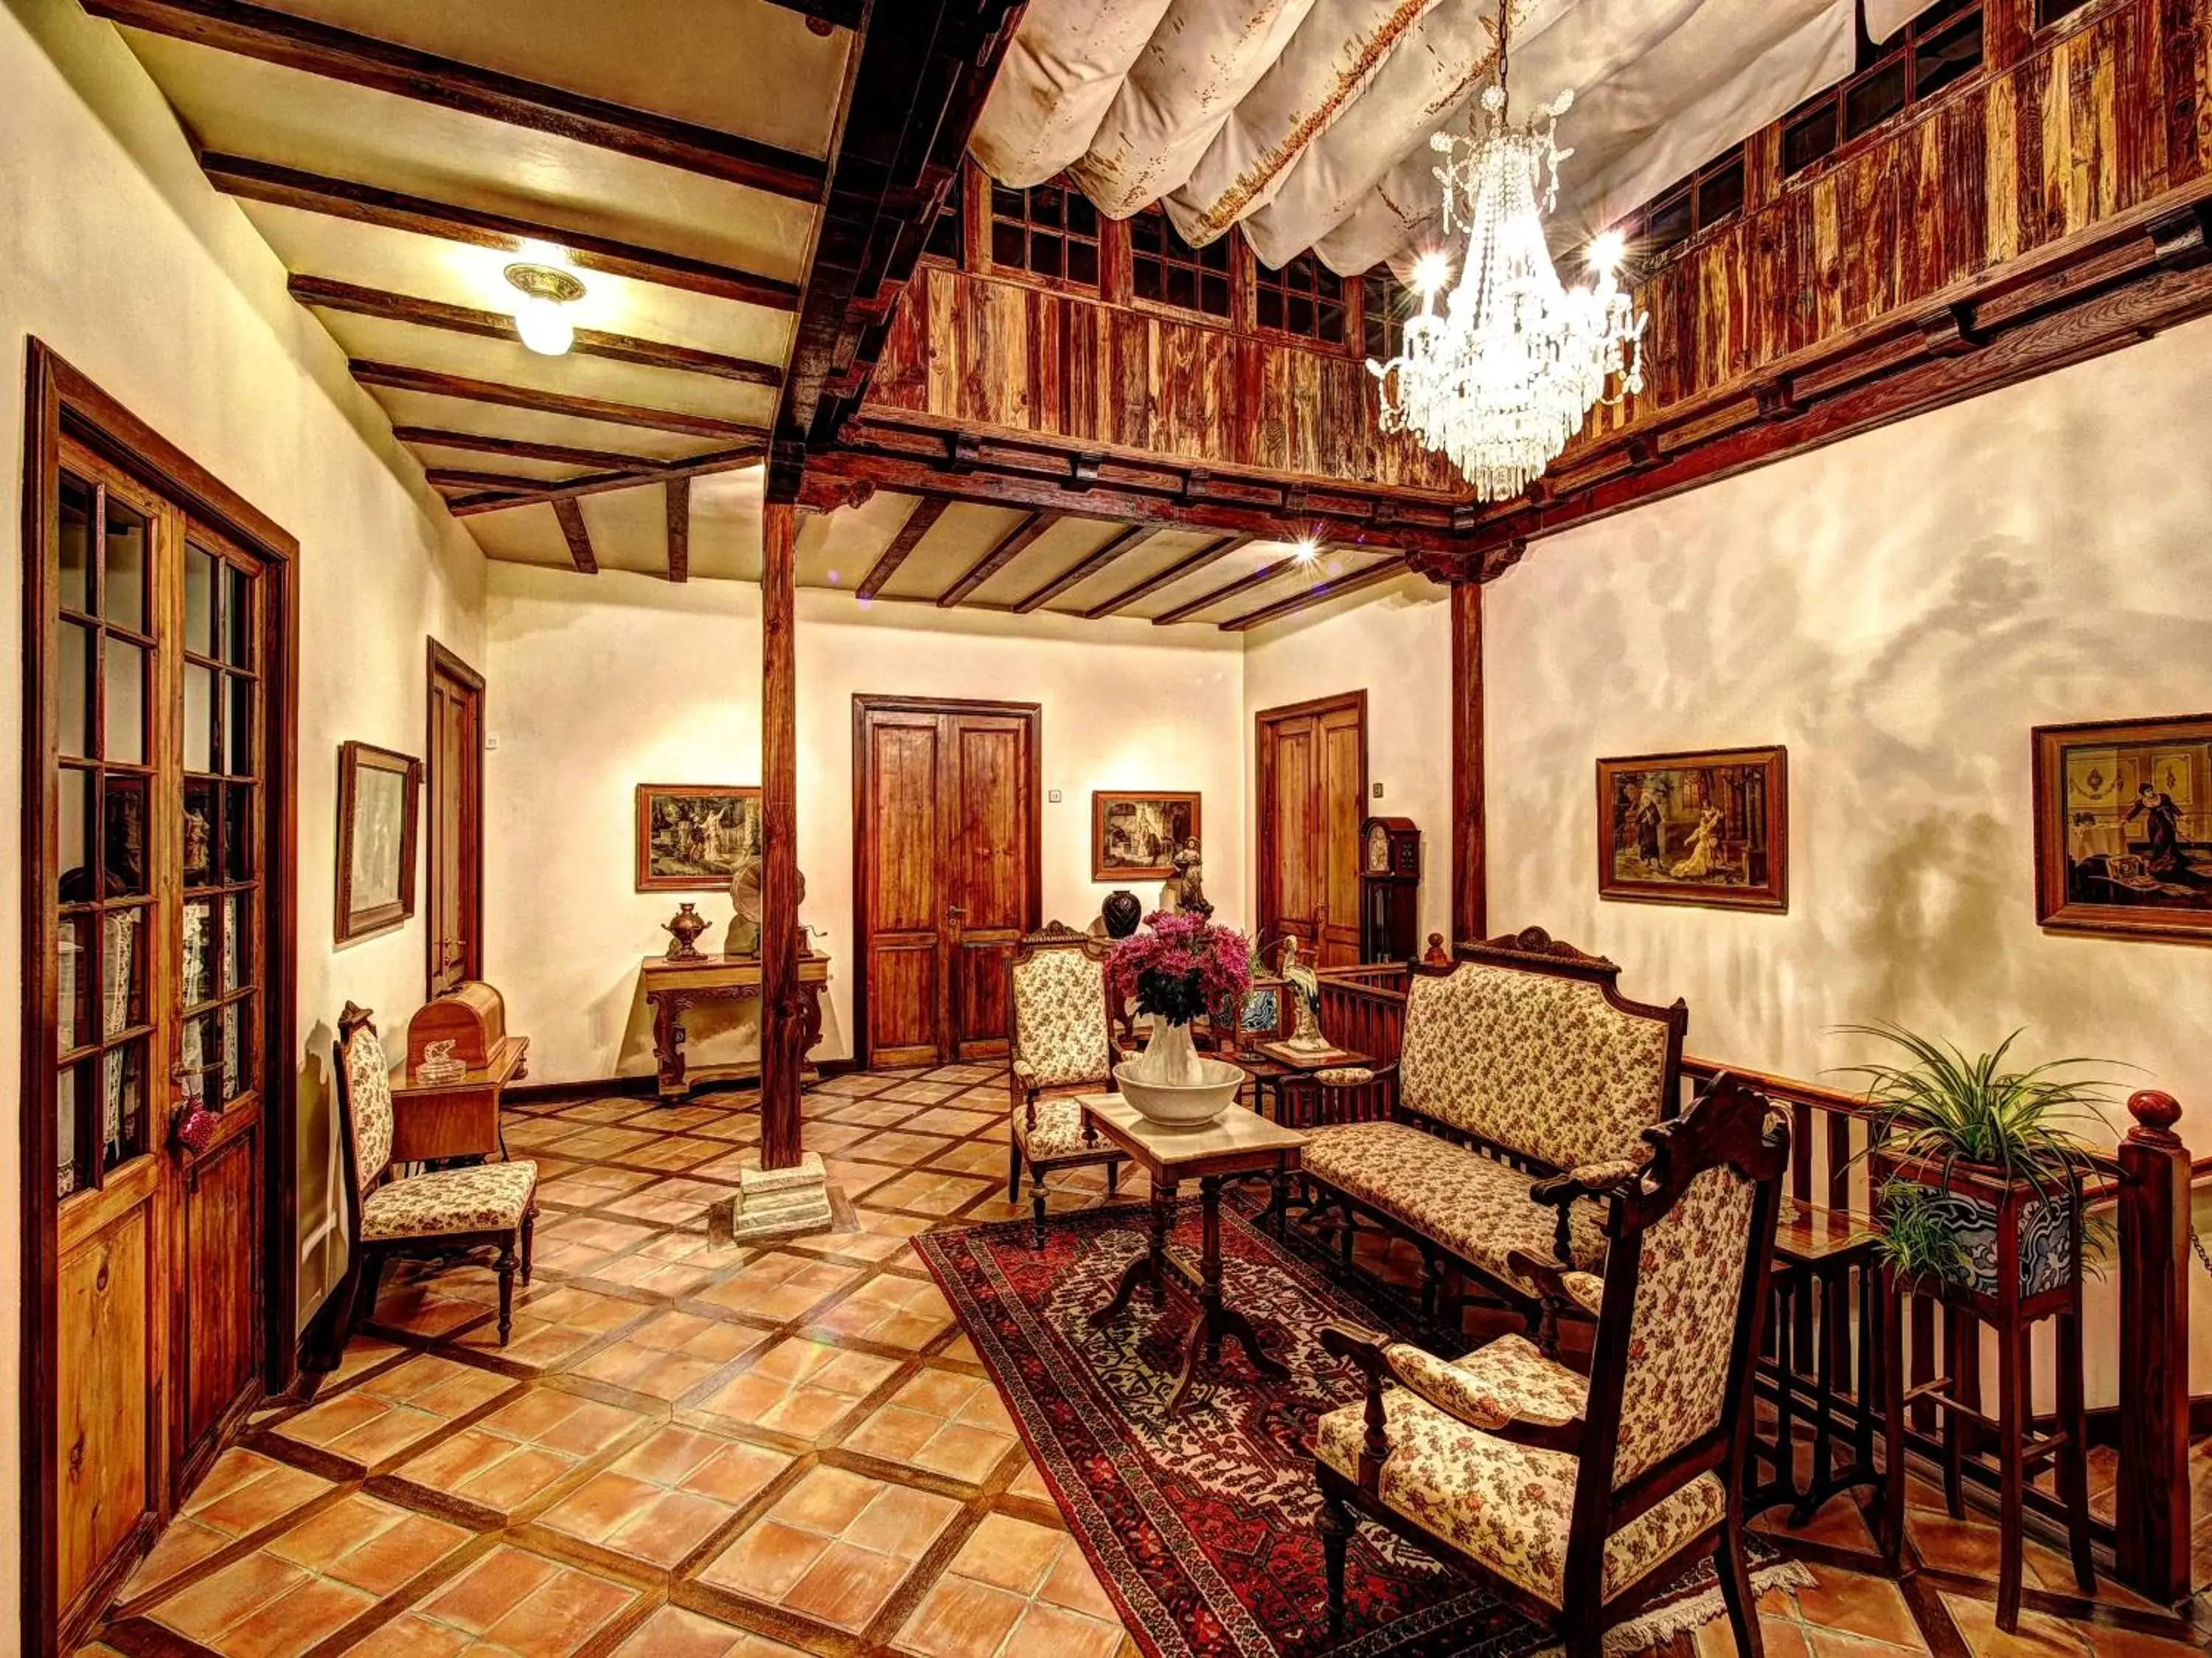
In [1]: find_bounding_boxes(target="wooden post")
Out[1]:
[2115,1089,2191,1603]
[1450,580,1486,945]
[759,502,803,1169]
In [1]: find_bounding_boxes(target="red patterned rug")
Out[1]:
[914,1191,1807,1657]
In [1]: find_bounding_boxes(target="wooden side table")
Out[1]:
[641,951,830,1099]
[1749,1202,1882,1525]
[1079,1094,1307,1415]
[389,1035,529,1163]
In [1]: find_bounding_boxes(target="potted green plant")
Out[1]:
[1836,1022,2116,1297]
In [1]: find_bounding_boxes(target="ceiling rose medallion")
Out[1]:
[1368,0,1647,501]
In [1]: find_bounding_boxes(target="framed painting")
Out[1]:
[1092,791,1200,881]
[636,783,762,891]
[1596,746,1788,912]
[336,740,422,942]
[2033,712,2212,943]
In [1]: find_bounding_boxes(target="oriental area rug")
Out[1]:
[914,1192,1808,1658]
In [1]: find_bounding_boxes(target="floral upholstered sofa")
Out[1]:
[1298,928,1686,1334]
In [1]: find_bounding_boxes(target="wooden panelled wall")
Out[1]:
[869,263,1458,496]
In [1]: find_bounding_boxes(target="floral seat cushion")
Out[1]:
[1315,1384,1725,1608]
[1302,1121,1607,1290]
[1384,1333,1586,1429]
[361,1159,538,1241]
[1313,1066,1374,1086]
[1014,1095,1109,1162]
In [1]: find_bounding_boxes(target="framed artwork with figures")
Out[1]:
[2034,713,2212,943]
[636,783,762,891]
[1596,746,1787,912]
[336,741,422,942]
[1091,791,1200,881]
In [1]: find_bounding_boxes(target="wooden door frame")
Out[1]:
[850,694,1042,1069]
[423,638,486,998]
[1253,689,1368,962]
[19,341,301,1657]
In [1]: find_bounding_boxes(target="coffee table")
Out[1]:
[1078,1094,1308,1415]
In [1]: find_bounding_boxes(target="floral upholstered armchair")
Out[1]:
[1006,923,1124,1247]
[1312,1074,1788,1657]
[325,1003,539,1354]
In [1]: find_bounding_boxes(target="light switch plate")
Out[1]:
[1048,788,1062,803]
[1371,781,1383,797]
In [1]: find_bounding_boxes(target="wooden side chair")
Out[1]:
[330,1002,540,1347]
[1313,1074,1789,1657]
[1006,923,1125,1247]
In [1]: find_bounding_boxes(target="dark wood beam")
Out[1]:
[855,496,946,600]
[666,476,691,583]
[767,0,1025,499]
[445,445,762,516]
[1216,555,1411,631]
[425,467,551,493]
[1152,545,1333,627]
[206,154,799,311]
[1082,533,1251,619]
[936,512,1058,608]
[759,501,804,1167]
[291,275,781,384]
[86,0,825,201]
[552,498,598,574]
[1450,582,1484,947]
[1009,524,1152,614]
[349,360,766,440]
[392,426,672,471]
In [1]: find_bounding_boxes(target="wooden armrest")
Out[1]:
[1317,1061,1397,1087]
[1528,1159,1641,1263]
[1321,1322,1393,1480]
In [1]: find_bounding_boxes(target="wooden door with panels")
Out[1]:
[1256,691,1367,969]
[425,640,485,998]
[22,348,299,1657]
[854,696,1041,1067]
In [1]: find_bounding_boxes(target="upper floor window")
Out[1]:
[1131,209,1233,318]
[989,179,1100,289]
[923,170,964,264]
[1361,267,1418,361]
[1632,150,1745,266]
[1782,0,1983,179]
[1255,251,1347,345]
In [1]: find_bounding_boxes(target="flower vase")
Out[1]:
[1133,1015,1206,1087]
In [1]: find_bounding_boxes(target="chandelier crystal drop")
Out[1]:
[1368,5,1646,501]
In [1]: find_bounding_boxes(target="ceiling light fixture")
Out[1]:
[1367,0,1646,501]
[1292,537,1321,563]
[504,262,586,356]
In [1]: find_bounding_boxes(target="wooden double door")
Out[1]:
[1256,691,1367,968]
[855,696,1040,1067]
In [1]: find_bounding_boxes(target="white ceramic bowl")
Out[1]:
[1113,1057,1246,1128]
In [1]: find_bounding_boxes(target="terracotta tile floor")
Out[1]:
[85,1064,2212,1657]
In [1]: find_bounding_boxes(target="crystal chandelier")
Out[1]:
[1368,1,1646,501]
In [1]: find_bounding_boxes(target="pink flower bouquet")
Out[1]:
[1106,910,1251,1027]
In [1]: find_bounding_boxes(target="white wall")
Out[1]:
[1242,577,1455,952]
[484,563,1250,1081]
[0,6,489,1592]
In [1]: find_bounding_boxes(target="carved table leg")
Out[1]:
[1166,1174,1287,1415]
[650,991,689,1098]
[1092,1175,1172,1328]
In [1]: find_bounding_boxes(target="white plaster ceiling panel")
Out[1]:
[245,1,850,158]
[241,204,796,361]
[793,488,915,592]
[1046,526,1224,614]
[118,33,815,279]
[310,313,776,429]
[975,0,1857,274]
[965,514,1125,608]
[1119,535,1304,620]
[411,446,588,485]
[364,388,712,462]
[874,503,1034,603]
[462,503,577,569]
[1206,546,1401,620]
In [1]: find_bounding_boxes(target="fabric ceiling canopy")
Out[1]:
[970,0,1860,276]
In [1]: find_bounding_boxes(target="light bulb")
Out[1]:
[512,294,574,355]
[1292,538,1320,563]
[1586,229,1627,276]
[1412,251,1453,295]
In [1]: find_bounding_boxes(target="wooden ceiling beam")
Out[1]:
[1216,556,1411,631]
[1082,533,1252,619]
[855,496,947,600]
[425,468,554,493]
[666,476,691,583]
[445,444,763,516]
[349,360,765,440]
[86,0,826,201]
[1152,546,1340,627]
[206,155,799,311]
[935,511,1059,608]
[291,275,781,385]
[551,498,598,574]
[392,426,673,471]
[1009,524,1152,614]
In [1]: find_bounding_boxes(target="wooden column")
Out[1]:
[2115,1089,2191,1603]
[759,502,804,1168]
[1450,580,1486,946]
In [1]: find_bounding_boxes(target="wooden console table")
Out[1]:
[388,1035,529,1162]
[642,951,830,1100]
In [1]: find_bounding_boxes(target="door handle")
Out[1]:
[947,905,966,920]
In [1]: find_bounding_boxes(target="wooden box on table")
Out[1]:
[390,980,529,1162]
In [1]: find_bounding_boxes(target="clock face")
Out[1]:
[1366,822,1391,874]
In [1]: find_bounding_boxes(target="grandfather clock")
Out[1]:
[1360,816,1422,964]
